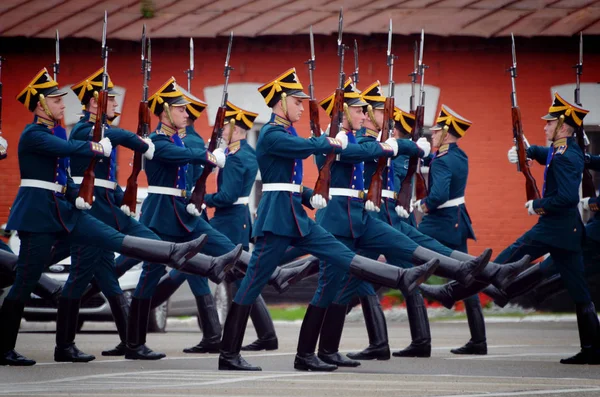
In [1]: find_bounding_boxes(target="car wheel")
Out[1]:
[148,300,168,333]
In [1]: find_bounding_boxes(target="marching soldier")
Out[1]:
[421,96,599,364]
[217,68,440,372]
[124,77,245,360]
[0,69,211,366]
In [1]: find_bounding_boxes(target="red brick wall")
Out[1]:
[1,36,599,257]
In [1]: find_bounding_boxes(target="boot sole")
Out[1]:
[176,234,209,268]
[218,363,262,371]
[497,255,532,291]
[101,352,126,356]
[273,260,316,294]
[293,363,338,372]
[408,260,440,294]
[54,357,96,363]
[346,355,390,361]
[124,354,166,360]
[461,248,493,288]
[214,245,244,284]
[0,360,36,366]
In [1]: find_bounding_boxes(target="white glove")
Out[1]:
[395,205,410,218]
[212,148,226,168]
[0,136,8,150]
[334,131,348,150]
[120,204,133,217]
[76,196,92,210]
[364,200,380,212]
[186,202,207,217]
[143,138,155,160]
[525,200,536,215]
[412,199,426,214]
[416,137,431,158]
[384,138,399,156]
[98,137,113,157]
[507,146,518,164]
[581,197,590,211]
[310,194,327,209]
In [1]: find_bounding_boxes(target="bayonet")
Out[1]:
[386,19,395,98]
[186,37,194,92]
[509,33,518,108]
[101,11,109,91]
[221,31,234,108]
[306,25,316,100]
[574,31,583,106]
[417,29,428,107]
[54,30,60,81]
[352,39,359,84]
[147,37,152,81]
[409,41,418,113]
[337,8,346,87]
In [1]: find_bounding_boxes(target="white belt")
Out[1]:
[147,186,187,197]
[71,177,117,190]
[330,188,365,199]
[381,189,397,200]
[262,183,303,194]
[437,196,465,209]
[233,196,250,205]
[20,179,66,194]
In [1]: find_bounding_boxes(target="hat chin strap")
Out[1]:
[438,125,449,147]
[38,94,56,121]
[163,103,176,129]
[280,92,289,121]
[343,103,355,132]
[366,104,380,132]
[551,115,565,142]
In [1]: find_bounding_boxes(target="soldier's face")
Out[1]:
[106,97,118,118]
[286,97,304,123]
[171,106,188,129]
[431,129,443,147]
[373,109,384,129]
[348,106,366,130]
[46,97,65,120]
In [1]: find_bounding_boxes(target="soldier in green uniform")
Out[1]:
[218,68,440,372]
[0,69,214,366]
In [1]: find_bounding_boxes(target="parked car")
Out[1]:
[0,187,231,332]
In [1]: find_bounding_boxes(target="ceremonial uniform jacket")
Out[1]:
[585,154,600,243]
[69,111,149,230]
[418,142,475,248]
[356,127,379,188]
[315,130,420,238]
[181,125,206,192]
[526,137,584,251]
[252,113,341,239]
[139,123,217,237]
[205,139,258,247]
[7,116,104,233]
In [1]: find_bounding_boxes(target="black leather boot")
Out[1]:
[219,302,261,370]
[419,283,457,310]
[241,295,278,351]
[294,304,337,371]
[125,297,166,360]
[413,247,492,288]
[451,251,531,291]
[182,244,243,283]
[269,256,320,293]
[482,285,509,308]
[33,274,63,307]
[451,295,487,355]
[530,274,564,305]
[0,299,36,366]
[347,295,390,361]
[184,295,222,353]
[349,255,439,296]
[235,252,319,294]
[560,302,600,365]
[119,234,207,273]
[102,294,129,356]
[393,292,431,357]
[54,298,95,362]
[151,274,186,309]
[317,304,360,367]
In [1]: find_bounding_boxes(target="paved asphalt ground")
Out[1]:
[1,318,599,397]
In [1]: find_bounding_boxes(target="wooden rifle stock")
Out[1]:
[309,99,321,138]
[313,89,343,199]
[367,97,394,205]
[121,102,151,212]
[512,106,541,201]
[189,106,226,209]
[397,105,427,214]
[78,90,108,205]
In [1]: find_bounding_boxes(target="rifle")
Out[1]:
[351,39,359,85]
[121,25,152,214]
[78,11,110,206]
[573,33,596,199]
[186,37,194,92]
[312,9,345,201]
[396,31,428,219]
[52,30,68,130]
[367,20,396,207]
[306,26,320,138]
[189,32,234,212]
[0,57,5,160]
[508,34,540,201]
